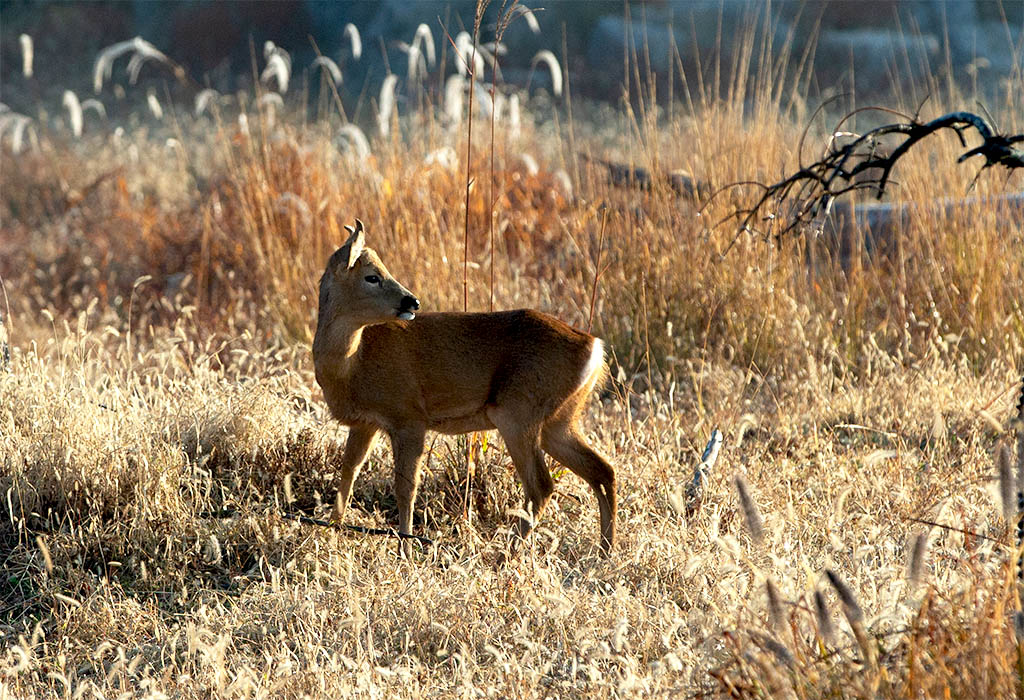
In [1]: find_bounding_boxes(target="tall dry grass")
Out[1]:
[1,7,1023,698]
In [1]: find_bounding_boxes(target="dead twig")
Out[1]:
[706,108,1024,245]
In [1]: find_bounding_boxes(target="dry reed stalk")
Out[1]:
[587,208,608,333]
[35,536,52,574]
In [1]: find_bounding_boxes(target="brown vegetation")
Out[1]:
[1,10,1023,698]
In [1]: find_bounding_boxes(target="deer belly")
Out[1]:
[430,412,494,434]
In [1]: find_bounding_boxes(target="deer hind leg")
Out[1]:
[388,425,427,553]
[541,416,616,553]
[333,424,379,524]
[486,407,554,545]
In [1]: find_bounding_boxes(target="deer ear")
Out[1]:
[340,223,365,269]
[344,218,366,235]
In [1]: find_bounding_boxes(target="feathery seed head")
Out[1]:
[813,590,835,643]
[907,532,928,584]
[826,569,863,623]
[735,475,765,545]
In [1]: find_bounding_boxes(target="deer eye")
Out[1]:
[364,275,381,285]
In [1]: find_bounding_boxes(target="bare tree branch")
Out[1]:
[708,109,1024,244]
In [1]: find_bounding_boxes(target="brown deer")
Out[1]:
[312,220,616,553]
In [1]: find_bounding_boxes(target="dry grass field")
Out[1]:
[2,8,1024,698]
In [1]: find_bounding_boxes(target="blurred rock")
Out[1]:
[815,28,940,94]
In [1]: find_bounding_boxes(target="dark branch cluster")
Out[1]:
[712,109,1024,242]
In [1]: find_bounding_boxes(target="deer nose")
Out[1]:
[400,295,420,312]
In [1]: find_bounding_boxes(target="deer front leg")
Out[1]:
[389,425,427,555]
[333,424,379,524]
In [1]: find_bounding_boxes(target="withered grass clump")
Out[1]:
[1,9,1024,698]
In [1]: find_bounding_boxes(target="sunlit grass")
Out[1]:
[1,6,1023,698]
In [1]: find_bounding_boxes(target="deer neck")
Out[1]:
[313,318,366,386]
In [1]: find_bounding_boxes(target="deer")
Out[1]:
[312,219,616,555]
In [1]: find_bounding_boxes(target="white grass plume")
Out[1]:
[259,92,284,127]
[15,120,36,154]
[194,89,220,118]
[475,43,497,69]
[63,90,83,138]
[93,37,175,94]
[508,93,520,138]
[378,74,399,137]
[335,123,371,162]
[81,99,107,120]
[398,42,426,83]
[553,169,573,199]
[344,23,362,60]
[0,112,34,154]
[530,50,562,96]
[94,39,140,92]
[261,51,291,94]
[444,74,465,126]
[20,34,33,78]
[147,91,163,120]
[510,5,542,35]
[412,24,436,68]
[492,91,506,121]
[127,50,162,85]
[482,41,508,57]
[474,82,495,117]
[515,153,539,176]
[454,32,485,78]
[164,138,186,162]
[311,56,343,85]
[424,146,457,170]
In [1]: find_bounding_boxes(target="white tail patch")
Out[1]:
[580,338,605,391]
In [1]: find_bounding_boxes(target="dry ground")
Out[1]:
[2,15,1024,698]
